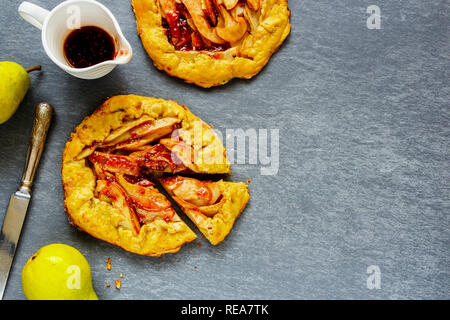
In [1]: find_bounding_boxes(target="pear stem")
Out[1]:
[26,65,42,73]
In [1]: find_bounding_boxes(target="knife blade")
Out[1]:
[0,103,53,299]
[0,190,30,299]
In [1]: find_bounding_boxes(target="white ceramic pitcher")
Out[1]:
[18,0,133,79]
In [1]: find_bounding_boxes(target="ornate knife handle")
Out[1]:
[20,103,54,193]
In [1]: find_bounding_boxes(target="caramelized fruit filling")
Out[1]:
[84,118,191,231]
[159,0,259,52]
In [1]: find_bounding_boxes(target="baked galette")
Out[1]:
[132,0,291,87]
[62,95,249,256]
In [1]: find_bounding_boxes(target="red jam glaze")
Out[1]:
[89,152,141,176]
[123,175,154,187]
[162,3,231,52]
[129,144,186,173]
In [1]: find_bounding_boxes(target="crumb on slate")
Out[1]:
[115,280,121,290]
[106,258,111,271]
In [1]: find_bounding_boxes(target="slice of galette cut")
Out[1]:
[160,176,250,245]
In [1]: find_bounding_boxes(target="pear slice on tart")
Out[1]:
[216,4,248,43]
[202,0,217,26]
[98,117,180,151]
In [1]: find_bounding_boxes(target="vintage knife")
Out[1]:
[0,103,53,299]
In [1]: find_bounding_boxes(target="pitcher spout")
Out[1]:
[114,36,133,65]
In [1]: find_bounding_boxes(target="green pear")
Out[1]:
[22,244,98,300]
[0,62,41,124]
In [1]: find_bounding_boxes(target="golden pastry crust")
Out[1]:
[62,95,230,256]
[132,0,291,87]
[160,176,250,245]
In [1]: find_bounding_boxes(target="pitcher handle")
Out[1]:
[18,1,50,30]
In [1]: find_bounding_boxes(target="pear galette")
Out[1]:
[62,95,249,256]
[132,0,291,87]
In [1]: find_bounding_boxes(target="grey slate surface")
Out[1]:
[0,0,449,299]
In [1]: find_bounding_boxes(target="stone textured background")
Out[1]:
[0,0,449,299]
